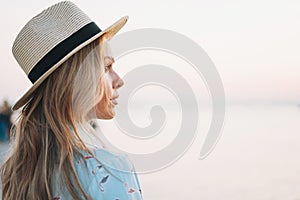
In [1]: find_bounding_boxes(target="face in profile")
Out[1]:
[95,55,124,119]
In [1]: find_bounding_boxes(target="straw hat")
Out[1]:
[12,1,128,111]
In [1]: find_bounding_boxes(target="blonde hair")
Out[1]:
[0,34,114,200]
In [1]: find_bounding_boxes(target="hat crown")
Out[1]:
[12,1,92,75]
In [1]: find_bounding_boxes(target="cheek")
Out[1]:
[103,73,113,93]
[94,75,115,119]
[101,74,113,103]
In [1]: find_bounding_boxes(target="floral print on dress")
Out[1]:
[128,188,135,193]
[92,164,103,175]
[98,174,110,192]
[52,147,143,200]
[76,155,94,165]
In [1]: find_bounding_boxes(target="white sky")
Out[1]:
[0,0,299,104]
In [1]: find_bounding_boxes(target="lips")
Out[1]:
[111,99,118,105]
[110,95,119,105]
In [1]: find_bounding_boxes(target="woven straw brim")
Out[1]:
[12,16,128,111]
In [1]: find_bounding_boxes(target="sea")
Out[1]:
[1,104,300,199]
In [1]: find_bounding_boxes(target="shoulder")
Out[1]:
[75,147,143,199]
[53,147,143,199]
[76,147,133,172]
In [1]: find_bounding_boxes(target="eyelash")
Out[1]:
[105,64,112,71]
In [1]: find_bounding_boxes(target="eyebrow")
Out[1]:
[104,56,115,65]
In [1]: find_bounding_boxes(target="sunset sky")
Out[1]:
[0,0,299,104]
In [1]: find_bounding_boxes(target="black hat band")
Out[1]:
[28,22,101,83]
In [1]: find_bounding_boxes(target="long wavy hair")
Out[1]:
[0,33,115,200]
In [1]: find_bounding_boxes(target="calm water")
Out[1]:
[138,104,300,200]
[1,104,300,199]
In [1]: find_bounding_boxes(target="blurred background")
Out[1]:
[0,0,299,199]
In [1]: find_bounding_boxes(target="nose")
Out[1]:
[112,70,124,89]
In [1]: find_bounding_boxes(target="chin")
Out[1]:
[96,110,115,120]
[102,114,115,120]
[94,101,116,119]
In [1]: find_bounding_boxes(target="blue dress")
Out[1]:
[52,147,143,200]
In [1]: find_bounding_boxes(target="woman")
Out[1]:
[0,1,143,200]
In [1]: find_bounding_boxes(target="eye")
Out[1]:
[105,64,112,72]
